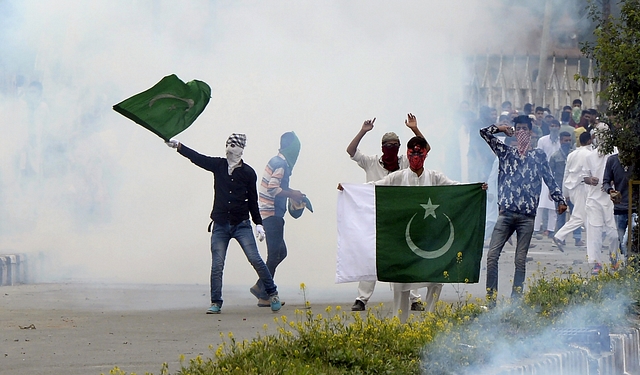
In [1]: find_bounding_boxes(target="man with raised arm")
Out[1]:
[346,113,426,312]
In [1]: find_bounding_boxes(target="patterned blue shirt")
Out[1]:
[480,125,566,216]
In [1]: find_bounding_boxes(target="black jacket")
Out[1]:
[178,145,262,226]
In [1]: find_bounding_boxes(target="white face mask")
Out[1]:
[226,145,243,175]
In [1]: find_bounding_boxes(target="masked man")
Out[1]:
[584,123,619,272]
[348,136,488,322]
[481,115,567,303]
[250,131,307,306]
[346,114,426,312]
[165,135,281,314]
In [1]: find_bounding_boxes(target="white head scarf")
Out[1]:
[226,133,246,175]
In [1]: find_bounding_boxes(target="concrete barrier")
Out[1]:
[4,254,17,285]
[16,253,28,283]
[0,256,6,285]
[610,327,640,375]
[0,253,30,286]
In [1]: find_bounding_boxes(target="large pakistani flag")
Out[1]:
[113,74,211,141]
[336,183,486,284]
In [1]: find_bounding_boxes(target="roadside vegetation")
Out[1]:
[107,264,640,375]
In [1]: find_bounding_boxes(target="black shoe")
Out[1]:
[351,300,365,311]
[410,301,425,311]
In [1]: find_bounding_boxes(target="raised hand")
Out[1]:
[405,113,418,130]
[361,118,376,132]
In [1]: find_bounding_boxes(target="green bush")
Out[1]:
[108,265,640,375]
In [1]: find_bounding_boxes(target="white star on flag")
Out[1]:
[420,198,439,219]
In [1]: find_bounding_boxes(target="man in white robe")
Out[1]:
[553,132,593,250]
[584,124,619,272]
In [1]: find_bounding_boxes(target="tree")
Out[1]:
[580,0,640,178]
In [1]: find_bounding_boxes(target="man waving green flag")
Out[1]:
[113,74,211,141]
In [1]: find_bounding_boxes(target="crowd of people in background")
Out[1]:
[461,99,636,277]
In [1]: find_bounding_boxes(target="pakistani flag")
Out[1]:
[336,183,486,284]
[113,74,211,141]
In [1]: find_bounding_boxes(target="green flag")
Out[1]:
[113,74,211,141]
[375,184,486,283]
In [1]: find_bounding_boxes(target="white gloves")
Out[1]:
[165,139,180,148]
[255,224,266,242]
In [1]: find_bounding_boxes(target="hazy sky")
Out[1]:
[0,0,574,291]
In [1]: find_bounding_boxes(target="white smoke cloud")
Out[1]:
[0,0,596,293]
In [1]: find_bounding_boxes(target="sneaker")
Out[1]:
[410,301,425,311]
[269,294,282,312]
[575,240,585,247]
[257,298,285,307]
[351,299,365,311]
[592,263,602,275]
[552,237,565,252]
[206,303,221,314]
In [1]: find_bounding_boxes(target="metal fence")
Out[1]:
[465,53,601,116]
[629,180,640,256]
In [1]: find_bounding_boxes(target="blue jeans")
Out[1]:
[210,220,276,306]
[615,214,629,256]
[255,216,287,300]
[486,210,535,299]
[555,200,581,240]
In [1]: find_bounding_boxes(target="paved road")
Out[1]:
[1,235,595,375]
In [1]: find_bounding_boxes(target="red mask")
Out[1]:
[407,146,427,171]
[381,144,400,171]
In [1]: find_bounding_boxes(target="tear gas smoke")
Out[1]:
[0,1,595,294]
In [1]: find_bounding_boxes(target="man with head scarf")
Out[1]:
[249,131,307,306]
[165,135,281,314]
[480,115,567,304]
[346,114,427,312]
[583,123,620,272]
[347,135,487,322]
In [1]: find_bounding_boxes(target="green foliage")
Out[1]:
[579,0,640,177]
[107,267,640,374]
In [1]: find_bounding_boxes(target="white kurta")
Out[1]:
[351,149,409,182]
[555,146,592,242]
[584,147,618,264]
